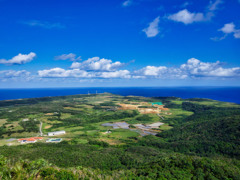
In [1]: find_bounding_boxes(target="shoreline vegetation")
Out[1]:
[0,93,239,179]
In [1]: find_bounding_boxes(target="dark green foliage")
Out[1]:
[151,105,240,157]
[0,126,6,138]
[1,151,240,179]
[88,139,110,147]
[136,114,153,122]
[19,119,40,132]
[138,106,157,108]
[154,97,182,108]
[182,102,212,113]
[99,101,120,107]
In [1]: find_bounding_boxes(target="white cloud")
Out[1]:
[70,57,124,71]
[38,68,91,78]
[21,20,64,29]
[38,67,131,79]
[233,30,240,38]
[54,53,81,61]
[0,70,31,78]
[143,16,160,37]
[135,58,240,79]
[135,66,167,76]
[168,9,204,24]
[208,0,223,11]
[100,70,131,78]
[168,0,223,25]
[0,52,36,65]
[38,56,129,79]
[37,55,240,80]
[217,22,240,39]
[219,22,235,34]
[122,0,132,7]
[180,58,240,77]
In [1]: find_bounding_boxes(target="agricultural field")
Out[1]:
[0,93,176,146]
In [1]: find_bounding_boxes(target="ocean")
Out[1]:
[0,87,240,104]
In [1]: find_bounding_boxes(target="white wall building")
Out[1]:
[48,130,66,136]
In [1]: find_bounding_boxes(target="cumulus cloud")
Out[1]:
[0,70,31,78]
[100,70,131,78]
[143,16,160,37]
[38,68,131,79]
[135,66,167,76]
[219,22,235,34]
[135,58,240,79]
[37,56,240,80]
[38,56,131,79]
[168,9,205,24]
[70,57,124,71]
[54,53,81,61]
[181,58,240,77]
[218,22,240,39]
[0,52,36,65]
[134,65,186,79]
[168,0,223,24]
[122,0,132,7]
[21,20,64,29]
[213,22,240,40]
[38,68,91,78]
[233,30,240,38]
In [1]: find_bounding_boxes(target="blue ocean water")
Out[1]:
[0,87,239,104]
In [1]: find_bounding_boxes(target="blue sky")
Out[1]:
[0,0,239,88]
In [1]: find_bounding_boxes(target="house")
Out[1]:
[25,138,37,143]
[18,138,36,143]
[17,137,43,143]
[48,130,66,136]
[32,137,43,140]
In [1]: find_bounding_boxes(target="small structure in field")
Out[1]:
[151,102,163,106]
[18,137,43,144]
[48,130,66,136]
[103,130,112,134]
[46,138,62,143]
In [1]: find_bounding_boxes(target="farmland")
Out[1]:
[0,93,175,146]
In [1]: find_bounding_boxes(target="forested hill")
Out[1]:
[0,94,240,179]
[156,102,240,157]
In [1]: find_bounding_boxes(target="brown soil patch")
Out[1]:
[155,105,169,111]
[118,104,138,110]
[45,113,53,116]
[44,125,52,129]
[118,102,163,114]
[138,108,159,114]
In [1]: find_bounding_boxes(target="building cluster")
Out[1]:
[18,137,43,144]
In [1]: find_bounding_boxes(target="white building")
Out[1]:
[48,130,66,136]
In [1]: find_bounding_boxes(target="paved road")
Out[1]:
[39,121,43,136]
[153,105,165,120]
